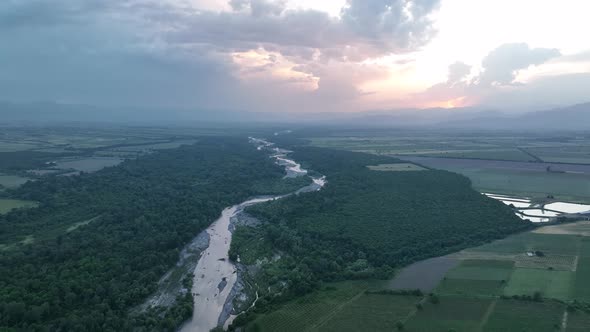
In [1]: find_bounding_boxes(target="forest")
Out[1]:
[0,137,302,331]
[229,146,533,328]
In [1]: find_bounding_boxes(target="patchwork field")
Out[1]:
[245,221,590,331]
[307,133,590,203]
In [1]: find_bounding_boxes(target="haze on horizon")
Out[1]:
[1,0,590,115]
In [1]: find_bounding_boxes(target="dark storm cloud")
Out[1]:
[0,0,442,110]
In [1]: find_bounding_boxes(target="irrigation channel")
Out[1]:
[177,138,326,332]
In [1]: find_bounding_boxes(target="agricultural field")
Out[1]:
[245,221,590,331]
[248,281,369,332]
[404,297,492,332]
[483,300,565,332]
[504,268,574,300]
[311,293,418,332]
[0,199,38,214]
[306,132,590,203]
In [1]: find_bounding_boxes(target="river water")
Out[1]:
[179,138,325,332]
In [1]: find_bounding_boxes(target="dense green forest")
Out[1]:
[0,137,304,331]
[230,146,532,328]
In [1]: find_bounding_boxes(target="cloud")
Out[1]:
[477,43,561,86]
[0,0,443,112]
[446,61,471,85]
[416,43,565,109]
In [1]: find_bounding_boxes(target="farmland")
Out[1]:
[307,131,590,203]
[241,221,590,331]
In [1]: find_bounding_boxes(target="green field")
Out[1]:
[437,278,507,297]
[0,199,38,214]
[483,299,565,332]
[470,233,581,256]
[445,260,514,281]
[567,311,590,332]
[249,282,369,332]
[573,257,590,301]
[405,297,492,332]
[312,294,418,332]
[504,268,574,300]
[307,133,590,203]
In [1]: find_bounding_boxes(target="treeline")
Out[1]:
[0,137,299,331]
[230,146,532,329]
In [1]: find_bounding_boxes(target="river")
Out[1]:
[179,138,325,332]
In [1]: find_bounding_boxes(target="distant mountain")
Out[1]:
[1,100,589,130]
[438,102,590,130]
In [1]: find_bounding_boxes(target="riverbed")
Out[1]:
[179,138,325,332]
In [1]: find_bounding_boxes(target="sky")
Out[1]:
[1,0,590,114]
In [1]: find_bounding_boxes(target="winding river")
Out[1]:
[179,138,325,332]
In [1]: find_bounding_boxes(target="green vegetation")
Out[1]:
[231,145,529,330]
[573,257,590,301]
[405,296,492,332]
[445,260,513,281]
[0,137,301,331]
[483,299,564,332]
[504,268,574,300]
[0,199,38,214]
[306,131,590,203]
[312,293,418,332]
[244,281,369,332]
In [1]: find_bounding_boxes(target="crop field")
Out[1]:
[469,232,581,256]
[243,219,590,331]
[404,297,492,332]
[504,268,574,300]
[572,257,590,301]
[567,311,590,332]
[0,199,38,214]
[437,278,506,297]
[445,259,514,281]
[483,299,565,332]
[514,253,577,271]
[367,163,427,171]
[307,132,590,203]
[527,146,590,164]
[249,281,368,332]
[312,294,418,332]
